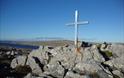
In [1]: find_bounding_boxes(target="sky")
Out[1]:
[0,0,124,42]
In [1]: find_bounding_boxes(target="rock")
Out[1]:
[64,71,90,78]
[44,61,65,78]
[28,46,43,59]
[6,51,10,55]
[73,62,101,74]
[90,45,105,62]
[100,42,108,51]
[96,43,113,61]
[112,70,124,78]
[29,46,54,64]
[11,51,15,56]
[79,46,105,63]
[11,55,28,68]
[96,70,113,78]
[73,61,112,78]
[110,44,124,57]
[50,47,61,56]
[14,65,31,75]
[27,56,44,75]
[24,72,56,78]
[9,43,124,78]
[79,47,93,62]
[49,46,77,70]
[106,44,112,51]
[44,46,84,77]
[24,73,32,78]
[10,55,32,76]
[104,56,124,70]
[27,46,54,76]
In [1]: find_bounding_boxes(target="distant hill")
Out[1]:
[0,40,74,47]
[0,40,123,47]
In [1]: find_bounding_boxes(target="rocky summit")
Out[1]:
[1,42,124,78]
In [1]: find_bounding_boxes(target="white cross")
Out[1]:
[66,10,89,49]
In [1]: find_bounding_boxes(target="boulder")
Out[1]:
[104,56,124,70]
[28,46,45,75]
[27,56,44,75]
[112,70,124,78]
[27,46,54,76]
[49,46,77,70]
[110,44,124,57]
[73,62,111,78]
[90,45,105,62]
[44,61,65,78]
[79,45,105,63]
[73,62,101,74]
[29,46,54,64]
[11,55,28,68]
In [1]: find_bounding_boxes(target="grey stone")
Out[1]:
[73,62,101,74]
[24,73,53,78]
[90,45,105,62]
[64,71,90,78]
[28,46,45,75]
[27,46,54,76]
[6,51,10,55]
[73,61,112,78]
[44,60,65,78]
[104,56,124,70]
[27,56,44,75]
[112,70,124,78]
[110,44,124,57]
[11,55,28,68]
[79,45,105,63]
[49,46,76,70]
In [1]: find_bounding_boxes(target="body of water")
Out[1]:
[0,42,39,49]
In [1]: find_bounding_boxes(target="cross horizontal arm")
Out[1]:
[65,23,75,26]
[66,21,89,26]
[77,21,89,24]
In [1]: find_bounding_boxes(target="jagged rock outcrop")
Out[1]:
[10,43,124,78]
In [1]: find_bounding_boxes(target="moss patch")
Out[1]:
[104,51,113,57]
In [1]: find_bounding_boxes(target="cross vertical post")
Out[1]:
[75,10,78,49]
[66,10,89,53]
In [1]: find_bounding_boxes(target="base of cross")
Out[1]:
[75,47,81,54]
[75,47,83,61]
